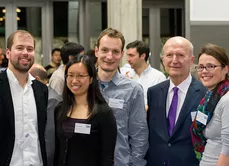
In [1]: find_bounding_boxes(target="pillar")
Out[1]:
[107,0,142,66]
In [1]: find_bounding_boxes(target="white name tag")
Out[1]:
[74,123,91,134]
[191,111,197,122]
[17,133,32,149]
[196,111,208,125]
[108,98,124,109]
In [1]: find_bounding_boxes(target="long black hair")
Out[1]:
[56,54,107,122]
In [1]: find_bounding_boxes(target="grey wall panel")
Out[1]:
[190,25,229,62]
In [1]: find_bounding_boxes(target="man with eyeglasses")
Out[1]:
[146,36,207,166]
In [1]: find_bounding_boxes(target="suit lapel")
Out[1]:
[172,77,200,137]
[32,80,46,134]
[0,71,15,130]
[32,80,48,165]
[159,81,170,139]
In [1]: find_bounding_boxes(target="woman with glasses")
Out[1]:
[54,54,117,166]
[191,43,229,166]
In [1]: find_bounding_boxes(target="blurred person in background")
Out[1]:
[0,48,7,72]
[0,48,4,66]
[29,64,62,166]
[86,49,97,67]
[124,40,166,110]
[45,48,61,79]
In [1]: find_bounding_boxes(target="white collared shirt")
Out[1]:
[121,65,166,104]
[166,74,192,123]
[7,69,43,166]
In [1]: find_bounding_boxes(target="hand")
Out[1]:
[125,71,133,79]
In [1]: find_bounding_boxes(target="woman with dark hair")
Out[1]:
[54,54,117,166]
[191,43,229,166]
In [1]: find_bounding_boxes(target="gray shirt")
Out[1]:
[200,92,229,166]
[45,87,62,166]
[99,71,149,166]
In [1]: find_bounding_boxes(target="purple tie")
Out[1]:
[168,87,179,136]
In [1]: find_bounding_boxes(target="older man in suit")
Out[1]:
[146,36,207,166]
[0,30,48,166]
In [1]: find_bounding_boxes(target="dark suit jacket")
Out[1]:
[146,77,207,166]
[0,70,48,166]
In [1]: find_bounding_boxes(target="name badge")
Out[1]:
[108,98,124,109]
[196,111,208,125]
[74,123,91,134]
[17,133,32,149]
[191,111,197,122]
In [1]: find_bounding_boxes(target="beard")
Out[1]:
[10,59,34,73]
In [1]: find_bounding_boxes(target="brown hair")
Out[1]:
[7,30,35,50]
[198,43,229,80]
[96,28,125,51]
[198,43,229,67]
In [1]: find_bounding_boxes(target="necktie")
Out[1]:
[168,87,179,136]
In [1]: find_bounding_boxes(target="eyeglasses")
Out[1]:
[66,74,89,80]
[195,63,222,72]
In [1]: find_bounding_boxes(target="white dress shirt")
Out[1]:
[166,74,192,123]
[7,69,43,166]
[121,65,166,104]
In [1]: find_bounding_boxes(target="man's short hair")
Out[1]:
[96,28,125,51]
[60,42,84,65]
[126,40,150,62]
[7,30,35,50]
[51,48,61,56]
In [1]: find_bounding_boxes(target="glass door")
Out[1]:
[0,3,6,50]
[16,6,42,64]
[3,1,51,66]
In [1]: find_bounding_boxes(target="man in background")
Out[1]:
[45,48,61,79]
[124,40,166,110]
[29,64,62,166]
[0,48,4,67]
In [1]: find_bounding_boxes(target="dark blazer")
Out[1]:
[146,77,207,166]
[0,70,48,166]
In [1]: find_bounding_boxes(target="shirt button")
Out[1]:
[168,143,171,147]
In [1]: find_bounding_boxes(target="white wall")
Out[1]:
[190,0,229,21]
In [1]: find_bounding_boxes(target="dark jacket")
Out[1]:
[0,70,48,166]
[146,77,207,166]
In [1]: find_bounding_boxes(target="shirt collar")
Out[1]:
[169,74,192,94]
[141,65,151,76]
[98,70,122,87]
[110,71,121,86]
[7,68,35,87]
